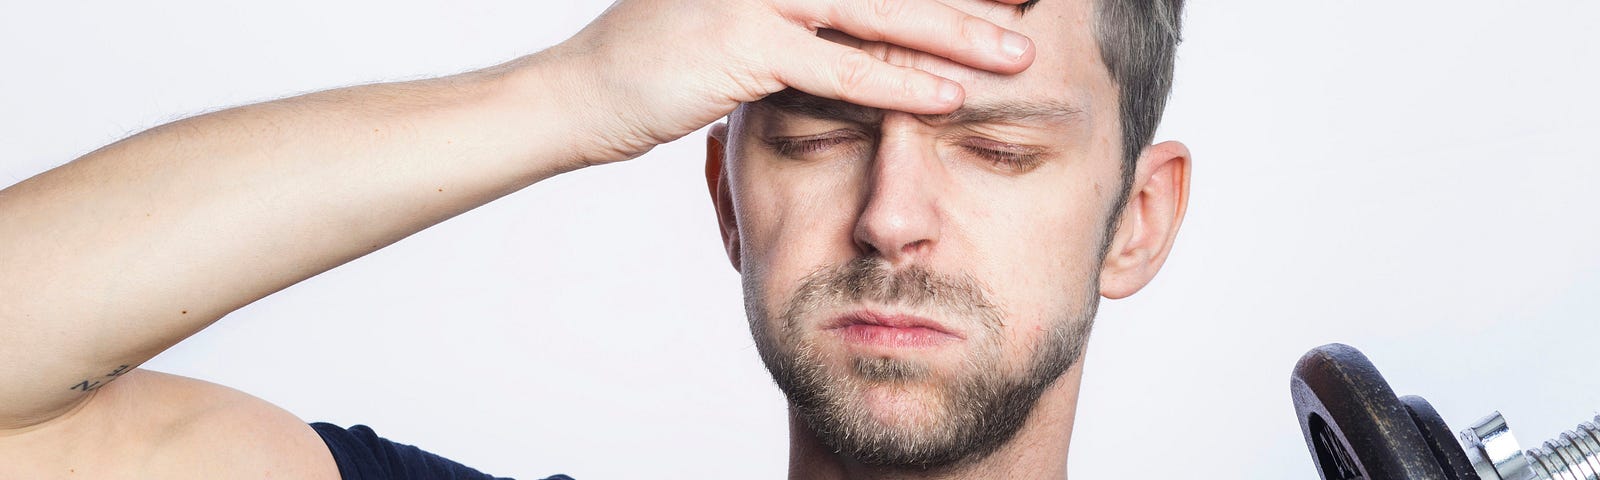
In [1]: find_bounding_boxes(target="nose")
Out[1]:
[852,132,944,265]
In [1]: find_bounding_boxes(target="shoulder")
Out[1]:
[309,422,521,480]
[0,369,339,479]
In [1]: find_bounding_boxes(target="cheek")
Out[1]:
[729,151,863,309]
[949,167,1110,339]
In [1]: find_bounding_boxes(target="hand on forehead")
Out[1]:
[815,0,1106,112]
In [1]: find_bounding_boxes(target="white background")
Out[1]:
[3,1,1598,478]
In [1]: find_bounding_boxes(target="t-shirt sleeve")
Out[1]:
[310,422,574,480]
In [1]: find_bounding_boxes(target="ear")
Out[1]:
[705,123,741,272]
[1099,140,1191,299]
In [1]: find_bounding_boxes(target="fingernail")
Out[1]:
[937,80,962,105]
[1001,31,1030,61]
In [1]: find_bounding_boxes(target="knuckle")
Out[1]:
[842,0,906,38]
[955,13,984,44]
[834,51,876,95]
[816,1,844,28]
[898,71,925,103]
[872,0,910,19]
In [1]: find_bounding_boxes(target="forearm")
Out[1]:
[0,0,1041,434]
[0,56,578,429]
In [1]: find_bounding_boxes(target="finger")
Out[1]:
[775,36,965,114]
[781,0,1036,75]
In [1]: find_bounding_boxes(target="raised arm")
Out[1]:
[0,0,1038,433]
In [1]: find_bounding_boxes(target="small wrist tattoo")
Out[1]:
[68,364,132,392]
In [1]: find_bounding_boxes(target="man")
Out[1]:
[0,0,1187,478]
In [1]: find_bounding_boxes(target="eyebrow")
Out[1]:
[755,89,1085,128]
[757,89,880,124]
[922,100,1085,127]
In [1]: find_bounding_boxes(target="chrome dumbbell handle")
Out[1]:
[1292,344,1600,480]
[1464,412,1600,480]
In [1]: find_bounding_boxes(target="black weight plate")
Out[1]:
[1400,395,1481,480]
[1291,343,1449,479]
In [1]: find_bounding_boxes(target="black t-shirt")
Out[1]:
[311,422,573,480]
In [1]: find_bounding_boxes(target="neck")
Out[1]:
[786,361,1086,480]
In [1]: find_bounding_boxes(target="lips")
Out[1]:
[824,310,964,348]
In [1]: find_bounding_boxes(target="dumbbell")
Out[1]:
[1290,343,1600,479]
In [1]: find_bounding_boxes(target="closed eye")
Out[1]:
[763,131,1047,173]
[958,140,1046,173]
[765,131,868,158]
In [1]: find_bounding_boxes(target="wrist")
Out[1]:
[486,45,656,174]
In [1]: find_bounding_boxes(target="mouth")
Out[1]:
[823,310,965,348]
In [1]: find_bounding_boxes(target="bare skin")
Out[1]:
[783,363,1086,479]
[0,0,1039,478]
[704,0,1190,478]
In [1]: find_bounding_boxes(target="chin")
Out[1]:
[852,382,954,430]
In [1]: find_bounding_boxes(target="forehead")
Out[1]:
[965,0,1106,96]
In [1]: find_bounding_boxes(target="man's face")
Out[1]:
[713,0,1124,469]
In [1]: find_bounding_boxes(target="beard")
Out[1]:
[745,256,1098,471]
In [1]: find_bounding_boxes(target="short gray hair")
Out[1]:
[1094,0,1185,187]
[1021,0,1184,230]
[1024,0,1184,170]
